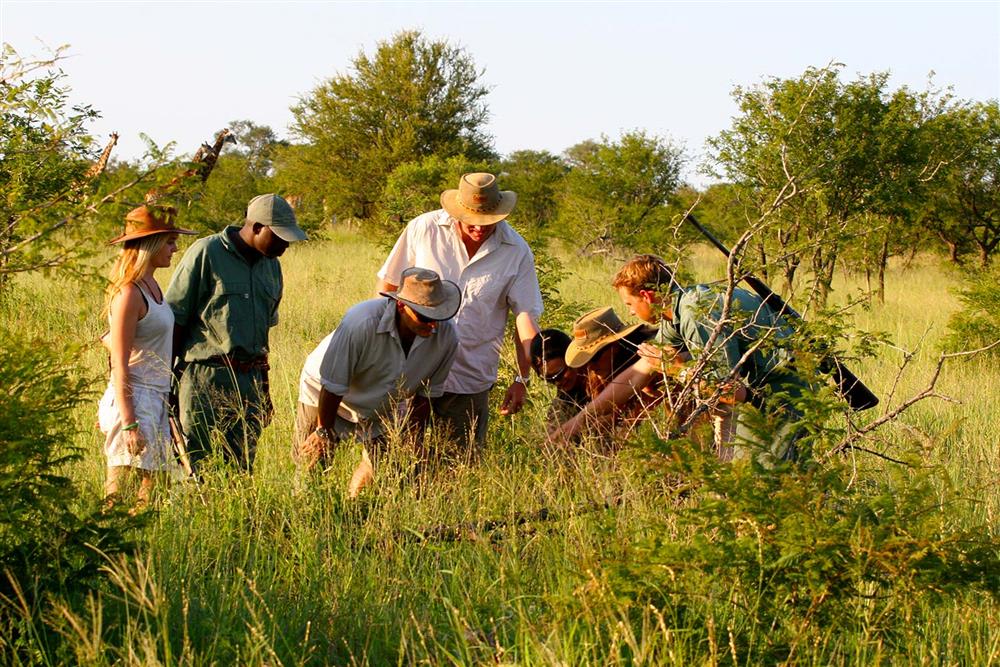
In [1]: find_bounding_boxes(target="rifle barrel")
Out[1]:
[684,213,879,411]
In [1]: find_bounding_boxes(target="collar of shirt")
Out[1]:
[375,296,434,352]
[376,297,400,341]
[222,225,263,265]
[434,214,516,262]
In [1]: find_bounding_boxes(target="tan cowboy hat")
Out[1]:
[565,307,646,368]
[440,173,517,226]
[109,205,196,245]
[379,267,462,321]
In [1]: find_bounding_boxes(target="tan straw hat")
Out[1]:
[379,267,462,321]
[565,307,645,368]
[440,172,517,226]
[109,205,196,245]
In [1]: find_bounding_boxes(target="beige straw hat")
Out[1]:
[565,307,645,368]
[440,173,517,226]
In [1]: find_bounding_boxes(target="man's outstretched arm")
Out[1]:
[551,359,657,442]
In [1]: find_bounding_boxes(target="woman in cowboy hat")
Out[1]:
[97,205,195,509]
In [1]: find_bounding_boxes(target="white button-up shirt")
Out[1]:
[378,209,543,394]
[298,297,457,438]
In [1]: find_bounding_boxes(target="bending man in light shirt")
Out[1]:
[296,267,460,496]
[376,173,543,454]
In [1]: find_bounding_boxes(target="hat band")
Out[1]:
[458,192,501,214]
[573,333,617,351]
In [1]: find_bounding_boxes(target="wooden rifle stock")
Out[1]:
[685,213,879,411]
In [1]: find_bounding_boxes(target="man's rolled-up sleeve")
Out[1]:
[377,219,417,286]
[506,250,543,319]
[317,324,362,397]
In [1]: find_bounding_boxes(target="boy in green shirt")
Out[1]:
[554,254,808,466]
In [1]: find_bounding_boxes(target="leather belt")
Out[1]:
[202,354,270,373]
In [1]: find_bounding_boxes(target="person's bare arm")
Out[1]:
[500,311,540,416]
[375,279,398,296]
[109,285,147,455]
[552,359,657,442]
[300,387,344,468]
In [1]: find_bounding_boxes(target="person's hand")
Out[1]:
[300,429,336,471]
[123,428,147,457]
[547,415,580,448]
[638,343,677,373]
[499,380,528,416]
[347,449,374,499]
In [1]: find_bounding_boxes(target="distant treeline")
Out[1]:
[5,32,1000,309]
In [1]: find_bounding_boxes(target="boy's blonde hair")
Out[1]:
[611,254,674,294]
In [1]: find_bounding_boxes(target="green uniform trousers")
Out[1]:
[179,361,270,473]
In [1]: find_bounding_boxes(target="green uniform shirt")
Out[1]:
[656,285,802,395]
[166,227,282,363]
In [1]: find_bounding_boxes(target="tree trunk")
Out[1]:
[877,232,890,304]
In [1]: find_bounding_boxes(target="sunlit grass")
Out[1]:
[4,228,999,664]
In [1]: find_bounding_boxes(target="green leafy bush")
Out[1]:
[944,263,1000,355]
[0,327,135,658]
[608,432,1000,663]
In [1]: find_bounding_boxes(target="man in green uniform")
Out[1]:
[167,194,307,472]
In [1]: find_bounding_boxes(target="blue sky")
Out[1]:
[3,1,998,184]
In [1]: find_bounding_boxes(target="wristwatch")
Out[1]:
[514,374,531,389]
[314,426,336,444]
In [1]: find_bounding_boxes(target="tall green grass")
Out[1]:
[3,228,999,665]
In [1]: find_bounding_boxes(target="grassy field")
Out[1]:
[4,227,1000,665]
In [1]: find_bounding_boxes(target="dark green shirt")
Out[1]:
[656,285,802,394]
[166,227,282,362]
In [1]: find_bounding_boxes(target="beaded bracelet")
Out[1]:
[121,422,140,432]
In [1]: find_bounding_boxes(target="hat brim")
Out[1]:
[379,279,462,321]
[269,223,308,243]
[440,190,517,226]
[565,322,645,368]
[109,227,197,245]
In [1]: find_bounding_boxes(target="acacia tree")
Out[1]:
[289,30,494,222]
[0,46,121,287]
[708,66,933,308]
[556,130,685,252]
[919,101,1000,266]
[498,149,568,241]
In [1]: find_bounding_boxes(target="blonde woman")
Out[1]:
[98,205,195,507]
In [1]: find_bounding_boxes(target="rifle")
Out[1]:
[169,415,195,478]
[685,213,879,411]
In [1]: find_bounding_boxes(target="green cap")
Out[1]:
[246,194,307,242]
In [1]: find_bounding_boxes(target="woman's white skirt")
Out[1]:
[98,383,179,473]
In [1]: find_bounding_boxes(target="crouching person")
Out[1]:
[296,268,460,496]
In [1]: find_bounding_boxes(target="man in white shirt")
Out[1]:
[297,267,460,495]
[376,173,543,453]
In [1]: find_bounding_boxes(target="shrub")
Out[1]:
[944,263,1000,355]
[0,326,135,659]
[607,431,1000,662]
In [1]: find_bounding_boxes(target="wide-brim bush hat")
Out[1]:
[246,193,308,242]
[440,172,517,226]
[565,306,645,368]
[380,267,462,321]
[109,205,196,244]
